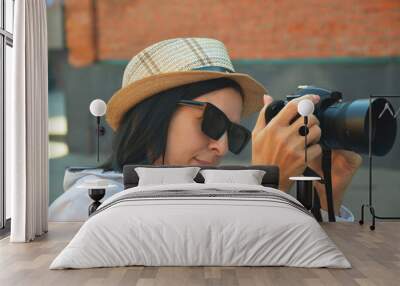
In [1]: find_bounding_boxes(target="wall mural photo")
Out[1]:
[46,1,400,225]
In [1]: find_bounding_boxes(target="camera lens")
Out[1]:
[320,98,397,156]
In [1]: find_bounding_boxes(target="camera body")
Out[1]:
[265,85,397,156]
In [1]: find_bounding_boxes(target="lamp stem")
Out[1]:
[304,116,308,168]
[97,116,100,162]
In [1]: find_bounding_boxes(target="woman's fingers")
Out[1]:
[286,115,321,153]
[251,94,322,192]
[307,124,322,146]
[289,124,322,159]
[305,143,323,162]
[273,94,320,126]
[289,114,320,133]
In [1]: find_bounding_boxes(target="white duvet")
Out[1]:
[50,183,351,269]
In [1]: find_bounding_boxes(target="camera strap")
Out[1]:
[322,149,336,222]
[303,167,323,221]
[311,187,323,222]
[304,149,336,222]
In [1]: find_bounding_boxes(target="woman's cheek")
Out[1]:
[183,119,209,157]
[194,120,210,146]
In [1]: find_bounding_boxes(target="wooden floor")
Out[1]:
[0,222,399,286]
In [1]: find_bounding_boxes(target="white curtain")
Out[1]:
[6,0,49,242]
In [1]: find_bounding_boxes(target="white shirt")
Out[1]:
[320,205,354,222]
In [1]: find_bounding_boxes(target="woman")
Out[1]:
[49,37,361,221]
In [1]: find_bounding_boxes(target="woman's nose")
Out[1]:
[209,132,229,156]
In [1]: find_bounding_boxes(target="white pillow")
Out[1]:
[200,169,266,185]
[135,167,201,186]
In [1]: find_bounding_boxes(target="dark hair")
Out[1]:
[100,77,244,172]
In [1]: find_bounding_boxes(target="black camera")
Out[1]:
[265,85,397,156]
[265,85,398,222]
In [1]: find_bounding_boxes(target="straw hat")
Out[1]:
[106,37,268,131]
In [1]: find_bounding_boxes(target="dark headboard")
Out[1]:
[123,165,280,190]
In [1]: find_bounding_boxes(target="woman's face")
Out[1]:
[154,87,243,166]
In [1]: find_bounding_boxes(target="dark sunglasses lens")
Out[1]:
[201,104,228,140]
[228,124,251,154]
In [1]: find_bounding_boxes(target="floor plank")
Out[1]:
[0,222,399,286]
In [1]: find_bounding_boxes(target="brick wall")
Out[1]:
[64,0,400,67]
[64,0,97,66]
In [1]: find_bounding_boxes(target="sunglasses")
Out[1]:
[177,100,251,154]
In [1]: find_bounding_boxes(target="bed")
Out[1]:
[49,164,350,269]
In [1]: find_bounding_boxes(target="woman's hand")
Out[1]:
[252,94,322,192]
[308,149,362,213]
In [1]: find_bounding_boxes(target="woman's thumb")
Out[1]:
[263,94,273,106]
[253,94,274,135]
